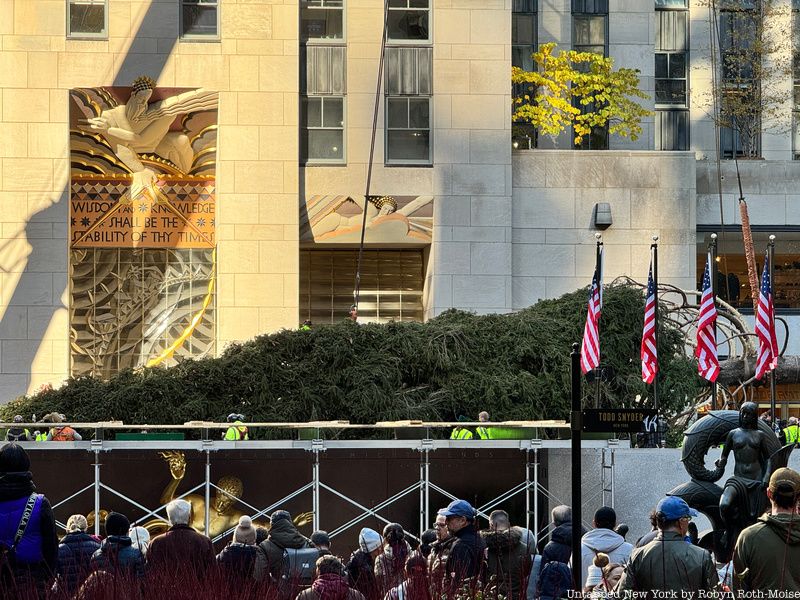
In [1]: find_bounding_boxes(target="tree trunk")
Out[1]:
[717,356,800,386]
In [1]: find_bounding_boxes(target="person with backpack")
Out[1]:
[4,416,31,442]
[54,514,100,597]
[536,560,572,600]
[0,443,59,600]
[254,509,315,597]
[297,555,366,600]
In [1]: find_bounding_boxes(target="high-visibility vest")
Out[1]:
[784,425,800,444]
[450,428,473,440]
[224,423,249,441]
[476,426,490,440]
[50,426,78,441]
[34,432,47,442]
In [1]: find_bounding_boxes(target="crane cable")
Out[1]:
[352,0,391,318]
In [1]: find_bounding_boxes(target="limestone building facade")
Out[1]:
[0,0,796,401]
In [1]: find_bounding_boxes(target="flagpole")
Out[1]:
[594,233,603,409]
[652,236,659,413]
[709,233,718,410]
[769,234,776,427]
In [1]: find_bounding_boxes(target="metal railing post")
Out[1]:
[533,446,539,543]
[93,445,101,537]
[204,449,211,537]
[312,439,323,532]
[525,449,531,534]
[610,447,616,508]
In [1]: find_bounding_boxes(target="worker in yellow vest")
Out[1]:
[224,413,249,441]
[450,416,473,440]
[783,416,800,445]
[476,411,490,440]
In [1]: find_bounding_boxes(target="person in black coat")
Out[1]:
[90,512,145,580]
[217,516,258,581]
[54,514,100,596]
[438,500,486,589]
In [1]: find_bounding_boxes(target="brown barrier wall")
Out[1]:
[25,447,548,551]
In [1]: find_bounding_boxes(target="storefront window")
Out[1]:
[697,231,800,310]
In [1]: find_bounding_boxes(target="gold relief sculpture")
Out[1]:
[147,451,312,538]
[300,195,434,244]
[68,79,218,377]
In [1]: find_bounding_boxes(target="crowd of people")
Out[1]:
[3,441,800,599]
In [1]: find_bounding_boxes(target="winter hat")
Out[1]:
[105,512,130,537]
[234,515,257,545]
[310,530,330,548]
[359,528,382,553]
[0,443,30,473]
[66,514,89,533]
[271,509,291,524]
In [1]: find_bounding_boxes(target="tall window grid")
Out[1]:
[302,46,347,163]
[655,1,689,150]
[512,0,537,150]
[181,0,220,39]
[719,0,760,158]
[385,43,432,164]
[68,0,107,38]
[572,0,609,149]
[301,0,346,164]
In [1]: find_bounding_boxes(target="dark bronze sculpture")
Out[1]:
[669,403,792,562]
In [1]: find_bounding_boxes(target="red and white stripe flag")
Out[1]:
[695,253,719,382]
[580,248,603,375]
[641,258,658,384]
[755,253,779,380]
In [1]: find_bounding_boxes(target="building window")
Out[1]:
[68,0,107,38]
[302,97,345,163]
[512,0,537,149]
[655,5,689,149]
[572,3,608,149]
[387,0,430,42]
[300,249,425,324]
[301,0,344,41]
[387,97,431,163]
[655,109,689,150]
[385,47,432,164]
[181,0,219,38]
[572,15,606,55]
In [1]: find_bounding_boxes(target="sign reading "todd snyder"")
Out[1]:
[581,408,659,433]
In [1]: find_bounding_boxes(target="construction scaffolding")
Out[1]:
[8,423,620,546]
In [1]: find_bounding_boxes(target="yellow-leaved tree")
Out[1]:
[512,43,651,145]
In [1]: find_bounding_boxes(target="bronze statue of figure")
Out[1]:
[668,404,792,563]
[714,402,773,551]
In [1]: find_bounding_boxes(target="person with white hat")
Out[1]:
[345,527,382,599]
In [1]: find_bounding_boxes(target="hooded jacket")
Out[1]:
[347,550,379,600]
[216,542,257,580]
[733,512,800,592]
[481,527,531,600]
[579,528,633,589]
[616,531,717,597]
[297,573,366,600]
[254,517,310,584]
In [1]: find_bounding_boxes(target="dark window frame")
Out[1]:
[67,0,108,39]
[180,0,220,40]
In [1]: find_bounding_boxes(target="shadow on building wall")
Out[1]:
[0,4,180,402]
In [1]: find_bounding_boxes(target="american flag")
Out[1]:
[755,253,779,380]
[580,248,603,375]
[641,258,658,384]
[695,253,719,382]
